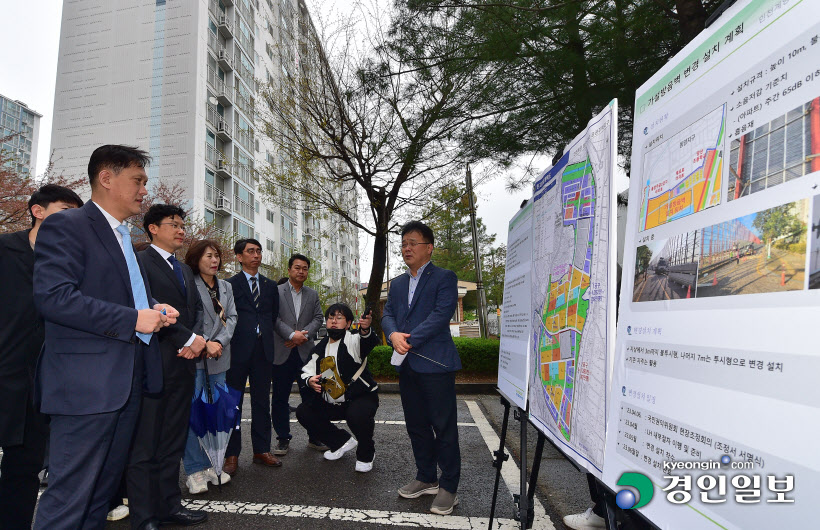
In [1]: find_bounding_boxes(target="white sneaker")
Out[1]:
[563,508,606,530]
[106,504,129,521]
[205,467,231,485]
[186,470,209,494]
[355,459,373,472]
[323,437,358,461]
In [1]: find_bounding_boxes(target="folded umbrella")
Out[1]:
[189,363,243,485]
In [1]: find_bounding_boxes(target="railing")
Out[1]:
[205,143,220,166]
[206,104,220,127]
[234,127,254,153]
[218,14,234,37]
[233,51,254,88]
[233,88,254,121]
[235,162,255,186]
[208,0,222,19]
[235,0,253,23]
[205,182,219,205]
[234,196,255,221]
[207,31,219,55]
[234,24,254,57]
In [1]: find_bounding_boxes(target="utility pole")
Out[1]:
[466,164,488,338]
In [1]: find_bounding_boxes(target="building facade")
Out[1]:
[49,0,360,294]
[0,94,41,176]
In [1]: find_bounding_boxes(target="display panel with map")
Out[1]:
[527,101,618,475]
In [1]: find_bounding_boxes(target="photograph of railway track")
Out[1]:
[632,199,809,303]
[696,199,808,297]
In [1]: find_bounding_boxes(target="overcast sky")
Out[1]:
[1,1,626,283]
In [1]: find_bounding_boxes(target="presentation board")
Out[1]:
[497,200,533,409]
[603,0,820,528]
[526,101,618,475]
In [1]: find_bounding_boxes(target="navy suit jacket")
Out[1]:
[227,272,279,364]
[382,262,461,373]
[33,202,163,416]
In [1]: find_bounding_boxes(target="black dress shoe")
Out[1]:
[159,507,208,526]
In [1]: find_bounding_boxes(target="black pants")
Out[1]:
[399,364,460,493]
[295,391,378,462]
[35,348,144,530]
[126,362,195,528]
[226,337,272,455]
[0,398,49,530]
[270,347,303,442]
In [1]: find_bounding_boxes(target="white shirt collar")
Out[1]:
[91,200,122,231]
[150,244,175,267]
[407,260,431,279]
[243,270,259,282]
[288,280,302,293]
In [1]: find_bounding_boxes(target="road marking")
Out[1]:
[181,499,525,529]
[244,419,478,427]
[464,400,555,530]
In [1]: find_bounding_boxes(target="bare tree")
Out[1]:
[257,5,491,331]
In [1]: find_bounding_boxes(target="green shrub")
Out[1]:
[366,338,500,378]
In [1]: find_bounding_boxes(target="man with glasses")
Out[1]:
[224,239,282,474]
[382,221,462,515]
[128,204,207,529]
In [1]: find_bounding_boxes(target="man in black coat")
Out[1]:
[0,184,82,529]
[223,238,281,474]
[126,204,207,529]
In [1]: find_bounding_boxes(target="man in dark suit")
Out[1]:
[33,145,178,529]
[272,253,325,455]
[0,184,83,529]
[223,238,281,474]
[382,220,462,516]
[126,204,207,529]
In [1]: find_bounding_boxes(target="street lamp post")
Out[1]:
[466,164,488,338]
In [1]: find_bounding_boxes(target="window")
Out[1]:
[266,209,275,223]
[204,209,215,224]
[266,239,275,252]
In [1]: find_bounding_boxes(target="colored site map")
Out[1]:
[528,102,615,474]
[639,104,725,231]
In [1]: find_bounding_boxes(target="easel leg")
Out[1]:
[518,407,528,530]
[488,397,511,530]
[524,432,545,527]
[598,479,619,530]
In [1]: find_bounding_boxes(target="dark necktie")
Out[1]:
[167,255,187,297]
[250,276,260,310]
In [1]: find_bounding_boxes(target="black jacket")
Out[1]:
[227,272,279,364]
[302,330,380,401]
[0,230,44,445]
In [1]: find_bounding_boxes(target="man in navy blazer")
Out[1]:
[223,238,282,474]
[32,145,179,529]
[382,221,462,516]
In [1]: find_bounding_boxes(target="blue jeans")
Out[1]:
[183,369,227,475]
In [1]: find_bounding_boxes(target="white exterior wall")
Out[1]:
[50,0,360,292]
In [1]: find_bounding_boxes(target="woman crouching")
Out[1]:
[296,303,379,472]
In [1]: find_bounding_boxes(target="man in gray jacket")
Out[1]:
[272,253,324,455]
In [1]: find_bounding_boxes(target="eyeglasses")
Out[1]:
[158,222,186,231]
[243,248,263,255]
[401,241,431,249]
[327,314,348,322]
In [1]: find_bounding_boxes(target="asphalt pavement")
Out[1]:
[101,392,594,530]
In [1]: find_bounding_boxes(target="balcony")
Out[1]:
[207,31,219,56]
[234,127,254,153]
[206,104,220,127]
[205,142,220,166]
[215,157,232,178]
[234,196,255,221]
[218,14,234,39]
[234,162,255,187]
[205,182,232,214]
[218,48,233,71]
[216,119,232,141]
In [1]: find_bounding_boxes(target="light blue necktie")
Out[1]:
[116,224,152,344]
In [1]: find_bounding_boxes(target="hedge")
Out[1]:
[367,337,500,378]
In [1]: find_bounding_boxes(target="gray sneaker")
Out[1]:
[398,479,439,499]
[273,440,289,456]
[430,489,459,515]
